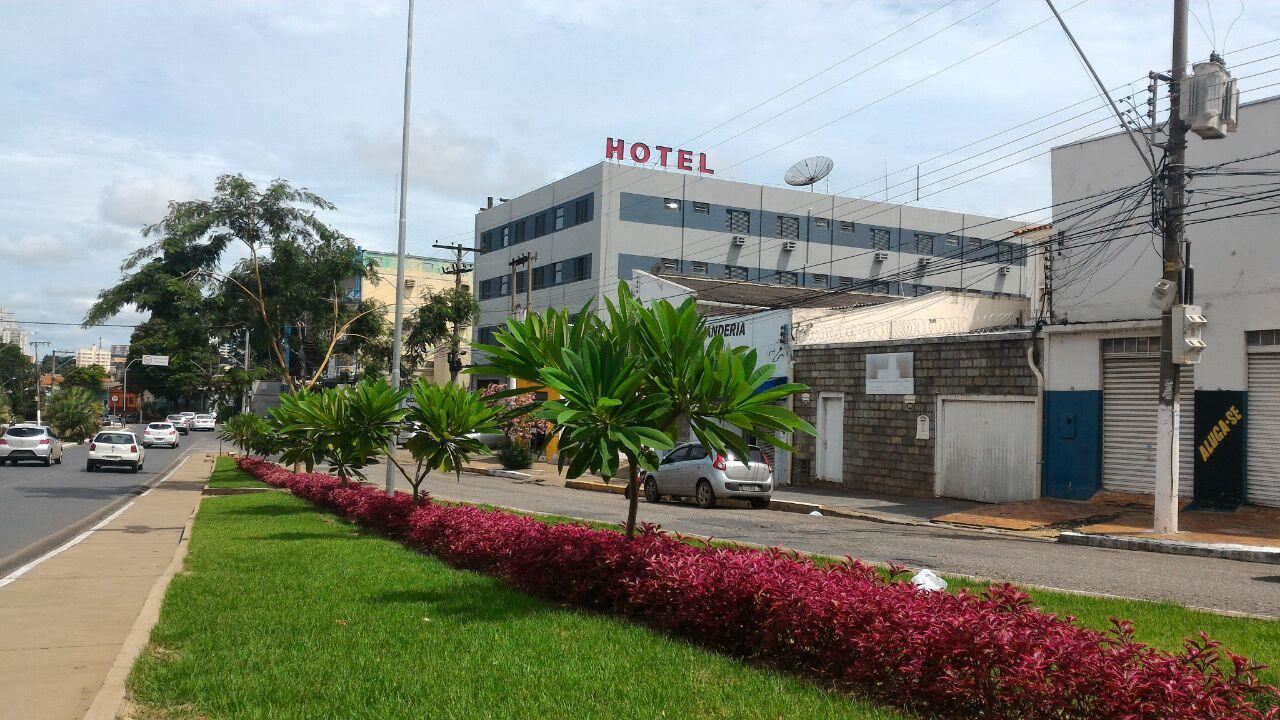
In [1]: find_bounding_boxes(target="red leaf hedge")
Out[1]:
[237,457,1277,719]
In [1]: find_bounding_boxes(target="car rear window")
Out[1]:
[95,433,135,444]
[5,427,45,438]
[148,423,173,430]
[727,448,767,464]
[196,415,212,420]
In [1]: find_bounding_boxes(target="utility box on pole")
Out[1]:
[1171,304,1207,364]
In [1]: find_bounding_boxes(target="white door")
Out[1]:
[817,393,844,483]
[936,397,1037,503]
[1101,350,1195,497]
[1247,351,1280,507]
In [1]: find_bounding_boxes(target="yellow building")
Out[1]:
[350,249,472,386]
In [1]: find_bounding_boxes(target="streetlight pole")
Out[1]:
[384,0,415,497]
[122,358,140,426]
[30,340,49,425]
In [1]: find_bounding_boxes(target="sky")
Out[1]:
[2,0,1278,354]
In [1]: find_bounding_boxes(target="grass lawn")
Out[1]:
[198,457,1280,690]
[206,455,270,488]
[133,465,902,719]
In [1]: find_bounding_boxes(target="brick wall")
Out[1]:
[791,332,1038,497]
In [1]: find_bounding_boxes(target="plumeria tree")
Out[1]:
[476,282,815,539]
[272,379,407,483]
[391,380,502,502]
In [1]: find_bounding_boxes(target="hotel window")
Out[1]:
[726,209,750,234]
[811,273,829,287]
[691,260,708,275]
[501,226,511,248]
[513,221,526,244]
[574,197,591,224]
[572,254,592,282]
[837,276,854,288]
[660,257,679,272]
[777,215,800,239]
[725,265,748,280]
[946,235,958,247]
[777,271,799,286]
[871,281,890,294]
[814,217,830,229]
[552,262,564,285]
[839,221,855,232]
[498,276,511,296]
[915,233,934,255]
[692,201,710,214]
[554,207,565,230]
[532,266,547,290]
[870,228,891,251]
[663,198,681,211]
[480,231,493,253]
[534,214,546,237]
[914,284,932,296]
[515,270,527,294]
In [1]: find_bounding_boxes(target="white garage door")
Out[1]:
[1101,340,1195,497]
[1247,350,1280,507]
[936,397,1037,503]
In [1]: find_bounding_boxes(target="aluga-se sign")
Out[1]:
[606,138,714,174]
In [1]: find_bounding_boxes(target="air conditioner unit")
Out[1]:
[730,235,747,247]
[781,241,797,252]
[873,251,890,262]
[998,265,1011,275]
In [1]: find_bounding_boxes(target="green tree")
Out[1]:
[0,344,35,420]
[219,414,273,458]
[0,392,11,426]
[85,174,376,392]
[47,387,102,442]
[405,286,479,383]
[62,365,109,392]
[477,282,815,540]
[393,380,501,502]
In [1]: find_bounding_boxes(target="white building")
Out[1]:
[75,346,113,372]
[1041,94,1280,508]
[0,309,29,352]
[472,161,1043,347]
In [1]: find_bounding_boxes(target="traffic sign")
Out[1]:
[142,355,170,366]
[110,395,119,402]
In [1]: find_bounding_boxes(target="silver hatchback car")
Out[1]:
[644,442,773,509]
[0,425,64,466]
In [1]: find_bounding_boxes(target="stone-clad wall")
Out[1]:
[790,332,1038,497]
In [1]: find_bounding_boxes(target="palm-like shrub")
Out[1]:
[46,387,102,442]
[219,413,273,457]
[396,380,501,502]
[477,281,815,539]
[272,379,407,483]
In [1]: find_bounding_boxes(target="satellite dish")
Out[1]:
[784,156,834,189]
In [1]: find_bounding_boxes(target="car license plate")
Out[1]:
[105,455,121,460]
[743,485,760,492]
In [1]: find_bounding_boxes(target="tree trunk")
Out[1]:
[624,460,640,541]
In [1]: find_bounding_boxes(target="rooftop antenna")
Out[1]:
[784,156,834,192]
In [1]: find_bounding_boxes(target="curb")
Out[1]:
[1059,531,1280,565]
[0,449,203,577]
[565,478,627,495]
[202,486,285,496]
[82,468,207,720]
[461,466,535,482]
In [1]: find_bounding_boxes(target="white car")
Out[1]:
[87,431,145,473]
[142,422,181,448]
[0,425,64,466]
[180,411,196,426]
[165,414,190,434]
[192,414,216,431]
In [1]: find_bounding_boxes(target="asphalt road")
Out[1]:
[368,464,1280,617]
[0,425,222,566]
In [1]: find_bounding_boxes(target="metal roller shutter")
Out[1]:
[1102,353,1195,497]
[1246,352,1280,507]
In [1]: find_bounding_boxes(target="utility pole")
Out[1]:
[433,242,475,385]
[30,340,49,425]
[1154,0,1189,535]
[383,0,415,498]
[507,252,535,392]
[242,328,251,415]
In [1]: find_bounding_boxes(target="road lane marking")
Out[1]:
[0,455,193,590]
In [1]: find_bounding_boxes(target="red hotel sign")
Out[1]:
[606,138,714,174]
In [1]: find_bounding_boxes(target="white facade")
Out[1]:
[473,162,1040,344]
[0,309,29,352]
[75,346,113,371]
[1042,94,1280,507]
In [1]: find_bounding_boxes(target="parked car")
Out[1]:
[142,422,181,448]
[166,414,190,434]
[0,425,64,466]
[643,442,773,509]
[87,431,145,473]
[465,431,508,449]
[192,413,216,431]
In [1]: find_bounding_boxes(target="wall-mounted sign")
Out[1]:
[916,414,931,440]
[866,352,914,395]
[1194,391,1246,508]
[707,321,746,338]
[606,138,714,174]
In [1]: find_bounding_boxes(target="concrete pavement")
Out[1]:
[0,452,213,720]
[366,461,1280,617]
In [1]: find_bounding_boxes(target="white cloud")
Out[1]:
[98,176,201,229]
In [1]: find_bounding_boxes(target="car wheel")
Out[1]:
[55,454,62,465]
[131,462,140,474]
[749,498,771,510]
[644,475,661,503]
[42,455,52,467]
[695,480,717,509]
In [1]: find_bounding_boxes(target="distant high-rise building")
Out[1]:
[76,346,113,372]
[0,308,30,352]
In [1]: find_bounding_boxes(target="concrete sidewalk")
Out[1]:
[0,452,213,720]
